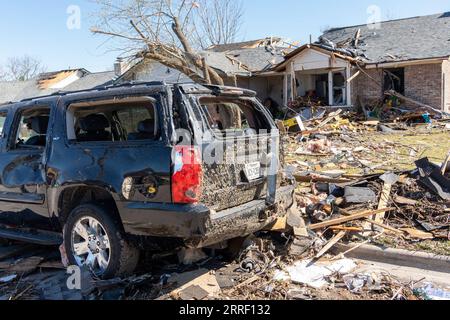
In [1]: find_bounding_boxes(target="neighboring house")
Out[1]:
[0,69,116,104]
[274,12,450,111]
[117,37,294,107]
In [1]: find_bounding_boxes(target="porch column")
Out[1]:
[328,71,333,106]
[283,73,288,106]
[346,66,352,107]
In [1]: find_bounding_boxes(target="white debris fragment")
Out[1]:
[273,270,290,282]
[285,258,357,289]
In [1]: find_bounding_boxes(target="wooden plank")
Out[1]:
[394,195,418,206]
[330,226,363,232]
[374,183,392,223]
[294,174,353,184]
[401,228,434,240]
[315,231,346,259]
[441,151,450,176]
[365,219,403,235]
[309,208,394,230]
[346,70,361,83]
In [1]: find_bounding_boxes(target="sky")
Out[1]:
[0,0,449,73]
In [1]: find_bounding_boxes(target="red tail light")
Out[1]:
[172,146,203,204]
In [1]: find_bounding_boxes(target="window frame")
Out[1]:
[63,95,163,148]
[193,95,273,140]
[383,68,405,95]
[6,105,51,152]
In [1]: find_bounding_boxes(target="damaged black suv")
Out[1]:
[0,82,294,278]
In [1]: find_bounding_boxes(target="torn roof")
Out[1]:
[206,37,284,52]
[321,12,450,64]
[118,59,191,83]
[120,44,292,81]
[0,69,116,104]
[224,47,292,73]
[62,71,116,92]
[37,69,86,89]
[202,51,251,76]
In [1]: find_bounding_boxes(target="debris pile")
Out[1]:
[0,106,448,301]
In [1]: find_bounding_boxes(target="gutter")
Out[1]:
[366,56,450,69]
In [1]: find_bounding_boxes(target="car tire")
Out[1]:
[63,204,140,279]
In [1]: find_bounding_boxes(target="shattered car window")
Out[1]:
[116,106,156,140]
[14,108,50,149]
[66,99,157,143]
[198,97,271,136]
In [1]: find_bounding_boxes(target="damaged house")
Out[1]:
[274,12,450,112]
[119,13,450,114]
[116,37,294,107]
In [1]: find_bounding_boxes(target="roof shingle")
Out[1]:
[321,12,450,64]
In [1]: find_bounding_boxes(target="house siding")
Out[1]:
[404,63,443,110]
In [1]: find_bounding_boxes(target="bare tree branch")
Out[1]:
[0,55,47,81]
[92,0,244,85]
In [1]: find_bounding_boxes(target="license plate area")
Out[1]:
[244,162,261,181]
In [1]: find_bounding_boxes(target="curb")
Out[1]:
[333,243,450,274]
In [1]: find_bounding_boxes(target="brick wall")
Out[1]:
[351,68,384,107]
[441,61,450,112]
[352,63,445,110]
[404,63,443,110]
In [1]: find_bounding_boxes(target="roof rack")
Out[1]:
[17,81,168,103]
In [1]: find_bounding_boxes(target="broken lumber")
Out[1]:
[394,195,418,206]
[317,109,343,128]
[365,219,403,235]
[346,70,361,83]
[315,231,346,259]
[309,208,394,230]
[401,228,434,240]
[385,90,450,117]
[441,151,450,176]
[374,173,399,223]
[330,226,363,232]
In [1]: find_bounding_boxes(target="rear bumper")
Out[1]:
[118,185,295,248]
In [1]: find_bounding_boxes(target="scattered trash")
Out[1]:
[237,245,270,275]
[343,273,384,293]
[415,283,450,300]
